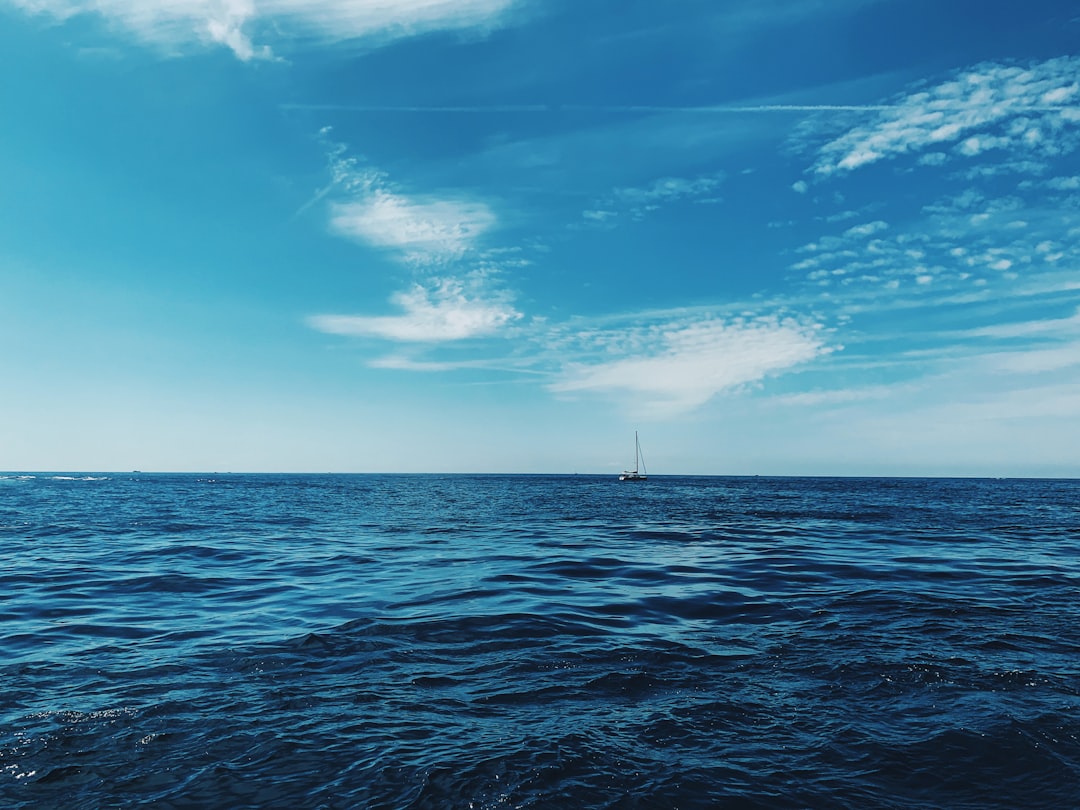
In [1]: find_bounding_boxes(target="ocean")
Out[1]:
[2,473,1079,808]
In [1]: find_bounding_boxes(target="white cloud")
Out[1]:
[308,280,520,342]
[969,383,1080,421]
[843,220,888,238]
[368,356,477,372]
[582,209,616,223]
[309,134,521,349]
[1046,176,1080,191]
[6,0,518,60]
[550,316,829,416]
[956,134,1010,157]
[986,343,1080,374]
[315,136,497,265]
[330,191,495,265]
[613,174,724,205]
[812,57,1080,176]
[793,172,1080,304]
[774,384,902,407]
[965,308,1080,339]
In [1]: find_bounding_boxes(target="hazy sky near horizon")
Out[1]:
[2,0,1079,476]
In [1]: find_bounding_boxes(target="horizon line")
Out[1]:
[3,471,1077,481]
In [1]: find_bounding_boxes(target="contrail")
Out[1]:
[291,180,338,220]
[284,102,1079,115]
[280,103,897,114]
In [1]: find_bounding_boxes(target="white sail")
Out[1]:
[619,431,648,481]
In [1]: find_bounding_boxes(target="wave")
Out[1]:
[3,474,1079,809]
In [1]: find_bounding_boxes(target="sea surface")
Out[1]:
[2,473,1079,809]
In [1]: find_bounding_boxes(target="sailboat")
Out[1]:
[619,431,648,481]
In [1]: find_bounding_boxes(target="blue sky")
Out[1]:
[2,0,1079,476]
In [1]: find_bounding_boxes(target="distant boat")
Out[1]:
[619,431,648,481]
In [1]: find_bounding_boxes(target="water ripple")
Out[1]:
[2,474,1079,808]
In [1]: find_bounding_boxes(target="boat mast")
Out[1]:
[635,431,646,476]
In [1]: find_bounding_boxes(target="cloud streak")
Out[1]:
[309,280,520,342]
[314,131,498,266]
[6,0,519,60]
[330,192,496,265]
[306,131,521,346]
[550,316,830,416]
[281,103,897,114]
[582,172,724,225]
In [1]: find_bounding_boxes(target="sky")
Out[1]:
[1,0,1079,476]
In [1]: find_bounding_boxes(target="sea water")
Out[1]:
[2,473,1079,808]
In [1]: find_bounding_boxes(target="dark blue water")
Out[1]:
[2,474,1079,808]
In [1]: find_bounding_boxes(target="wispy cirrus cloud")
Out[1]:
[984,342,1080,374]
[614,173,724,208]
[308,132,520,344]
[311,131,498,266]
[774,185,1080,419]
[550,315,830,416]
[308,279,520,343]
[809,57,1080,176]
[791,179,1080,304]
[773,383,906,407]
[581,172,724,225]
[330,192,496,265]
[5,0,519,61]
